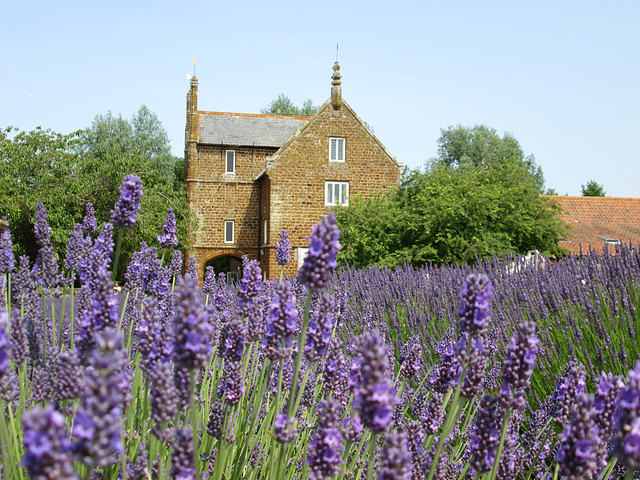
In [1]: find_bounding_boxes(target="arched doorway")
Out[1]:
[205,255,243,284]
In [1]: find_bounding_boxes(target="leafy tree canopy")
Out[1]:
[336,127,566,269]
[434,125,545,192]
[261,94,318,117]
[79,105,183,190]
[0,124,192,280]
[581,180,606,197]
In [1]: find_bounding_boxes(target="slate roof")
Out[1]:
[198,111,308,148]
[548,196,640,254]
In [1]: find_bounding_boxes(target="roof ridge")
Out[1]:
[198,110,310,121]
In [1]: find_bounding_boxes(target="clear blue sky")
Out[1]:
[2,1,639,197]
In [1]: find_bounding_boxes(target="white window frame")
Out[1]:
[263,220,268,245]
[224,220,235,244]
[225,150,236,174]
[295,247,309,270]
[325,181,349,206]
[329,137,345,162]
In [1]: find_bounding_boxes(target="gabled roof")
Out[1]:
[198,111,308,148]
[548,195,640,254]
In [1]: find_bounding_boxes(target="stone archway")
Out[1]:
[204,255,244,284]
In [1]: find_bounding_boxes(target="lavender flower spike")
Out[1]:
[0,219,15,274]
[82,202,97,234]
[22,405,77,480]
[110,174,143,227]
[500,321,539,409]
[307,400,344,480]
[157,208,178,248]
[379,431,412,480]
[613,361,640,469]
[34,202,51,247]
[298,212,341,290]
[457,273,493,337]
[276,228,292,265]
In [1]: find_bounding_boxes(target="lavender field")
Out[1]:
[1,176,640,479]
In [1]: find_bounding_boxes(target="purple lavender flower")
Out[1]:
[202,266,216,295]
[34,202,51,247]
[22,405,77,480]
[305,294,335,363]
[399,337,422,380]
[40,245,63,292]
[379,431,412,480]
[207,400,225,439]
[556,393,601,480]
[9,307,28,369]
[323,338,350,405]
[457,273,493,337]
[551,361,586,428]
[172,275,212,371]
[52,350,83,402]
[469,395,505,474]
[276,229,292,266]
[110,174,143,227]
[262,280,298,361]
[274,413,298,443]
[593,372,624,443]
[500,321,539,409]
[0,220,15,274]
[72,328,127,467]
[307,400,343,480]
[222,359,245,406]
[78,223,114,287]
[238,257,264,342]
[63,223,85,273]
[353,331,397,433]
[171,428,196,480]
[186,256,197,282]
[157,208,178,248]
[613,361,640,469]
[297,212,342,290]
[82,202,97,234]
[148,359,178,424]
[342,415,364,443]
[0,310,19,402]
[169,250,183,277]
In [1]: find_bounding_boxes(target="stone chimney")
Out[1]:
[331,62,342,114]
[184,75,199,205]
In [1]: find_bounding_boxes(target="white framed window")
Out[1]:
[325,181,349,206]
[226,150,235,174]
[295,247,309,270]
[329,137,345,162]
[263,220,268,244]
[224,220,235,244]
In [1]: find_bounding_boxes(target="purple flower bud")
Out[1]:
[297,213,341,290]
[500,321,539,409]
[110,174,143,227]
[34,202,51,247]
[169,250,183,277]
[305,294,335,363]
[307,400,343,479]
[276,229,292,266]
[171,428,196,480]
[262,280,298,361]
[353,331,397,433]
[22,405,76,480]
[157,208,178,248]
[342,415,364,443]
[551,361,586,428]
[221,360,245,406]
[238,257,264,342]
[148,360,178,424]
[0,220,15,274]
[399,336,422,380]
[186,256,197,282]
[274,413,298,443]
[379,431,412,480]
[64,223,84,272]
[457,273,493,337]
[82,202,97,234]
[202,266,216,295]
[469,395,505,474]
[220,319,245,362]
[613,361,640,469]
[0,310,19,402]
[172,276,212,371]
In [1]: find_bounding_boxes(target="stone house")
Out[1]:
[184,63,403,281]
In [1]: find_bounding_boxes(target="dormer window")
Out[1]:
[329,138,345,162]
[226,150,236,174]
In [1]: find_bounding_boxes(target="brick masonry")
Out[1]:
[184,67,403,281]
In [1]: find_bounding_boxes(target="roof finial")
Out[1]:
[336,42,339,63]
[331,60,342,113]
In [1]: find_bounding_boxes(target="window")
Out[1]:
[329,138,345,162]
[224,220,234,244]
[325,181,349,206]
[295,247,309,270]
[263,220,268,245]
[226,150,235,174]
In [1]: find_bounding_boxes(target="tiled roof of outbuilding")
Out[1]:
[548,195,640,254]
[198,111,308,148]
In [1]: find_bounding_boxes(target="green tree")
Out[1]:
[581,180,606,197]
[80,105,183,189]
[335,129,566,268]
[0,126,192,278]
[261,94,318,117]
[434,125,545,192]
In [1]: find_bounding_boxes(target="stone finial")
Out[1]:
[331,62,342,112]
